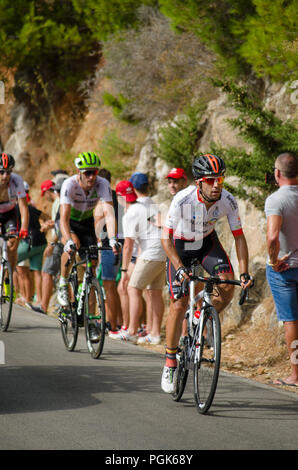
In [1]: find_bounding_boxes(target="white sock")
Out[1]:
[59,277,67,287]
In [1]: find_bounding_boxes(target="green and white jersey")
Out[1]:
[60,175,112,222]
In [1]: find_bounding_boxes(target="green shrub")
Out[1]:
[97,130,135,179]
[154,103,205,170]
[211,80,298,208]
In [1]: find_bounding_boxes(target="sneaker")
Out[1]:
[30,304,46,315]
[57,285,69,307]
[109,330,137,344]
[108,330,121,339]
[137,334,161,345]
[137,325,147,337]
[89,324,100,343]
[161,366,178,394]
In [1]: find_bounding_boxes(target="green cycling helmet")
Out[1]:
[74,152,101,170]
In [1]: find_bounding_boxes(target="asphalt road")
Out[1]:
[0,304,297,452]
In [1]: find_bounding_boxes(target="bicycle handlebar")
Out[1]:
[174,275,249,305]
[64,244,118,267]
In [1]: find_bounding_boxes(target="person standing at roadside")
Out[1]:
[265,152,298,387]
[166,168,188,196]
[129,172,165,345]
[114,180,166,344]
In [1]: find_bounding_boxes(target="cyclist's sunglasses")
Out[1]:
[0,169,12,175]
[199,176,225,185]
[80,169,99,177]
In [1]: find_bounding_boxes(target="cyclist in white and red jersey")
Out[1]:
[161,153,253,393]
[57,152,120,314]
[0,152,29,271]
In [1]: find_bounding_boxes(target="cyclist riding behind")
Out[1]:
[161,153,253,393]
[0,152,29,272]
[57,152,120,310]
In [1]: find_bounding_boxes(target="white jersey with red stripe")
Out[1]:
[0,173,26,213]
[164,185,243,241]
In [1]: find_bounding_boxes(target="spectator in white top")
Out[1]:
[115,179,166,344]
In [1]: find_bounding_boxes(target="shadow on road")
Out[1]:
[0,352,162,415]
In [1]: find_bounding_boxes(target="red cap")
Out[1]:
[115,180,137,202]
[166,168,187,180]
[41,179,54,196]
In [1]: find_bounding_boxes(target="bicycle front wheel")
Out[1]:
[0,260,13,332]
[193,307,221,414]
[60,279,79,351]
[85,278,106,359]
[172,337,189,402]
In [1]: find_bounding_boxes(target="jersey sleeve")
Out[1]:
[59,179,72,205]
[14,174,26,199]
[98,177,113,203]
[164,196,181,235]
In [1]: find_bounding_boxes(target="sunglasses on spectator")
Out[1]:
[0,169,12,175]
[81,169,98,177]
[199,176,225,185]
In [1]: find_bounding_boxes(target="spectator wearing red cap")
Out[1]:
[166,168,187,196]
[114,180,166,345]
[41,179,54,197]
[108,181,138,339]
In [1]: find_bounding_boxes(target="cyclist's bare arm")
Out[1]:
[94,200,118,253]
[234,233,253,288]
[94,200,116,237]
[60,203,78,248]
[18,196,29,233]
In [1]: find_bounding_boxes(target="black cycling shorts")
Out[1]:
[0,208,19,235]
[166,230,233,299]
[69,217,98,260]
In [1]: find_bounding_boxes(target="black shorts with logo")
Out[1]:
[166,230,233,299]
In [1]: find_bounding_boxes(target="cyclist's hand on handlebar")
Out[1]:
[64,238,76,255]
[240,272,254,289]
[175,265,191,285]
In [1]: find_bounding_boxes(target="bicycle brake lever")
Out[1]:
[239,287,248,306]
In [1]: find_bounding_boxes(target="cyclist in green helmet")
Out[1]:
[57,152,120,316]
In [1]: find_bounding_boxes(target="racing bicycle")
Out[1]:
[59,245,108,359]
[0,231,19,332]
[172,261,249,414]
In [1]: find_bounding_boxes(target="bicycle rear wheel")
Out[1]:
[193,307,221,414]
[85,278,106,359]
[60,279,79,351]
[0,260,13,332]
[172,337,189,402]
